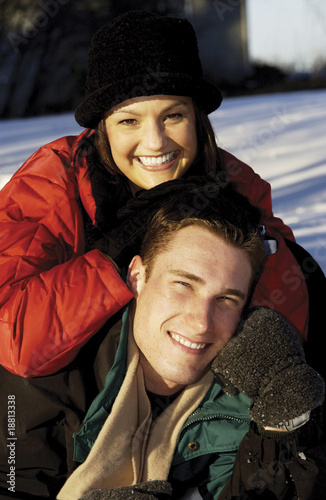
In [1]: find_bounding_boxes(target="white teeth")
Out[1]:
[170,332,207,350]
[138,151,176,166]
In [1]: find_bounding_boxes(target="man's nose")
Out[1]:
[142,120,168,151]
[185,299,215,335]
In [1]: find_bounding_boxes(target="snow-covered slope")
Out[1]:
[1,89,325,272]
[214,90,326,273]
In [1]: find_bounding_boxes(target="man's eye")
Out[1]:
[176,281,190,288]
[217,296,238,306]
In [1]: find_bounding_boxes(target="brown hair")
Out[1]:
[95,101,224,176]
[140,184,266,290]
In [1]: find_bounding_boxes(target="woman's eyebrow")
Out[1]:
[112,108,141,116]
[163,100,190,111]
[113,100,190,116]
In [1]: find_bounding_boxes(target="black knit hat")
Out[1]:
[75,10,223,128]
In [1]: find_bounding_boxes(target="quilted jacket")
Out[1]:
[0,129,309,377]
[72,307,325,500]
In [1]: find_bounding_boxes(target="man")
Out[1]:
[0,182,324,500]
[57,184,325,500]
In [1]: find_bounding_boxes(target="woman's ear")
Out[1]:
[126,255,146,297]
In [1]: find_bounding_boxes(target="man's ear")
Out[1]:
[126,255,146,297]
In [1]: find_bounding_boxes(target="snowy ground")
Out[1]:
[1,89,326,273]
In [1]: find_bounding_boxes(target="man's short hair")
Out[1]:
[140,180,266,289]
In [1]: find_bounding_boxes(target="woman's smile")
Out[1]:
[105,95,197,193]
[136,151,179,170]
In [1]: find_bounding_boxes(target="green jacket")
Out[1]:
[73,307,251,499]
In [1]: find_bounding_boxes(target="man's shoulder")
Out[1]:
[200,380,251,416]
[92,313,125,389]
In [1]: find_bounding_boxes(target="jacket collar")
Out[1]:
[73,129,132,234]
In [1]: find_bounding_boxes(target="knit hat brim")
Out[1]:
[75,73,222,129]
[75,11,224,129]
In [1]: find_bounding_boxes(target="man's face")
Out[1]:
[128,225,252,395]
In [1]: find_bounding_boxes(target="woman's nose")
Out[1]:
[142,120,168,151]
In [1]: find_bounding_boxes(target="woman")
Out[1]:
[0,10,310,377]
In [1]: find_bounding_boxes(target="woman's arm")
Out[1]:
[0,143,133,377]
[221,149,309,341]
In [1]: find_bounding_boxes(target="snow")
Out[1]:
[1,89,326,273]
[212,90,326,274]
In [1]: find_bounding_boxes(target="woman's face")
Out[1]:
[104,95,198,194]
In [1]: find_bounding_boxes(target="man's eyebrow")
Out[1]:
[169,269,205,284]
[222,288,247,300]
[169,270,247,300]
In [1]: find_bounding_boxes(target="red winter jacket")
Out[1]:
[0,130,308,377]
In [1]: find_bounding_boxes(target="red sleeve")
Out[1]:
[0,144,133,377]
[221,150,309,341]
[220,149,295,241]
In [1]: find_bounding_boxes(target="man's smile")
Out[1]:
[168,331,209,351]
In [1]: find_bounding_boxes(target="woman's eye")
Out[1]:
[119,119,137,125]
[165,113,182,120]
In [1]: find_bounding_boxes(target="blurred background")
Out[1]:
[1,0,326,119]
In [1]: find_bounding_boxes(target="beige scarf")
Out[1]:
[57,327,213,500]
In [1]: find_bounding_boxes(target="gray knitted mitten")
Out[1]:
[211,307,325,427]
[79,481,172,500]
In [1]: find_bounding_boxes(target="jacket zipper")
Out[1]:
[178,413,250,444]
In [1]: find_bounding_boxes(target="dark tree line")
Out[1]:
[0,0,187,118]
